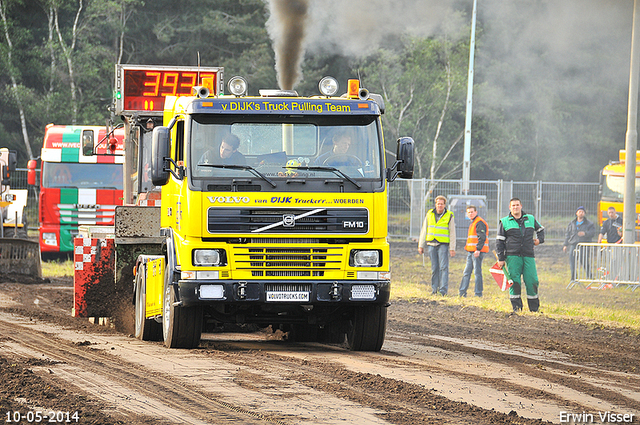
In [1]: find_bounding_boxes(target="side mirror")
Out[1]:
[395,137,414,179]
[1,150,17,186]
[27,159,37,186]
[8,151,17,172]
[151,126,171,186]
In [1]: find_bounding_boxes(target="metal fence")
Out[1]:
[389,178,601,243]
[11,169,602,244]
[569,243,640,291]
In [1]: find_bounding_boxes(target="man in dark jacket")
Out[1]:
[598,207,623,244]
[496,198,545,312]
[563,206,596,281]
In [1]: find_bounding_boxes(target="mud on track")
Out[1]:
[0,265,639,424]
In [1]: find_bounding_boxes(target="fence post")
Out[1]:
[496,179,502,231]
[410,179,423,240]
[536,180,542,218]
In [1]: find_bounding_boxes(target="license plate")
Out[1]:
[266,291,310,302]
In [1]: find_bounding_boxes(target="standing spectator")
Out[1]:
[597,207,624,282]
[459,205,489,297]
[496,198,545,312]
[598,207,623,244]
[418,196,456,295]
[563,206,596,281]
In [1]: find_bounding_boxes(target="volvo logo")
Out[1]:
[207,196,250,204]
[282,214,296,227]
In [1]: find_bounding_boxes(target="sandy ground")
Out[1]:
[0,244,639,425]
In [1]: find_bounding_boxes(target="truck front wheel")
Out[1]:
[134,270,162,341]
[346,305,387,352]
[162,267,203,349]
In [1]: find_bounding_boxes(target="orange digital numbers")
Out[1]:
[143,72,161,96]
[181,73,197,92]
[162,72,179,96]
[121,67,220,113]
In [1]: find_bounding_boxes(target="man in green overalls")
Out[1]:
[496,198,545,312]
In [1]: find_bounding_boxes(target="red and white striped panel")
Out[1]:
[74,237,107,270]
[137,199,161,206]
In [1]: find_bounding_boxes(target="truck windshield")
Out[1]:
[190,115,383,182]
[601,175,640,201]
[42,162,123,190]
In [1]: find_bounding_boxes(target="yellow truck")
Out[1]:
[82,66,413,351]
[598,150,640,230]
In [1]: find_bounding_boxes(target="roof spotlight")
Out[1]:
[319,76,339,97]
[228,76,248,96]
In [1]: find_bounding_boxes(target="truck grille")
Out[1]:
[207,208,368,234]
[234,245,343,278]
[265,283,312,292]
[58,204,118,225]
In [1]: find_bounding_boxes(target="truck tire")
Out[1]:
[162,266,202,349]
[346,305,387,351]
[2,218,28,239]
[134,271,162,341]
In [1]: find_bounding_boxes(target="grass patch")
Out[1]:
[391,245,640,332]
[42,258,74,278]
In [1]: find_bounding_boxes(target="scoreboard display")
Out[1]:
[114,65,224,115]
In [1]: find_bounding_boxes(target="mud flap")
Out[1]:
[0,237,42,278]
[73,237,116,317]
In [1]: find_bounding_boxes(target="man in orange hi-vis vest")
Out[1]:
[459,205,489,297]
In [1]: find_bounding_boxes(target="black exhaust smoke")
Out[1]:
[265,0,310,90]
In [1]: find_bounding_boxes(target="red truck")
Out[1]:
[28,124,124,257]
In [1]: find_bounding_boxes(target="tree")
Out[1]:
[54,0,83,124]
[358,35,469,183]
[0,0,34,159]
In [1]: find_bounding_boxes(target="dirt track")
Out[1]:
[1,248,639,425]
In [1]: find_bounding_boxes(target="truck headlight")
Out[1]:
[228,76,248,96]
[193,249,223,266]
[43,232,57,246]
[181,270,219,280]
[350,250,381,267]
[200,284,224,299]
[318,76,339,96]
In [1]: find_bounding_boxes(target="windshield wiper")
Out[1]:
[198,163,277,188]
[287,166,361,189]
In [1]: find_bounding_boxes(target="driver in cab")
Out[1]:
[199,133,246,166]
[315,132,358,166]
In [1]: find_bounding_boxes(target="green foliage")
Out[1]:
[357,34,470,179]
[0,0,631,180]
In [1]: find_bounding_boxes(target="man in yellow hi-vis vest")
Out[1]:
[418,195,456,295]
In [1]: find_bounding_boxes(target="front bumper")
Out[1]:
[176,279,390,307]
